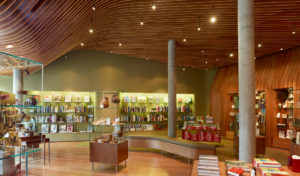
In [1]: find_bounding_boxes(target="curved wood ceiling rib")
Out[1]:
[0,0,300,73]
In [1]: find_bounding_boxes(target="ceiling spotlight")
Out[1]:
[216,58,219,61]
[205,61,208,64]
[182,67,186,71]
[92,6,96,11]
[280,48,283,51]
[229,53,234,57]
[152,5,156,10]
[197,27,201,31]
[210,16,216,23]
[6,45,13,49]
[146,58,149,61]
[110,51,113,53]
[140,21,144,25]
[80,42,84,46]
[89,28,94,34]
[258,43,262,48]
[183,38,187,42]
[292,31,296,35]
[205,68,208,71]
[201,50,204,53]
[118,42,122,46]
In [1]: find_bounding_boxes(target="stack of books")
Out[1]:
[225,160,250,175]
[253,158,281,169]
[259,168,290,176]
[198,155,220,176]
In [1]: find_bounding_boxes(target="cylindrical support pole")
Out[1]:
[238,0,256,162]
[168,39,177,138]
[13,69,23,104]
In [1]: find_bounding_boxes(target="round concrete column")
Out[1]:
[13,69,23,104]
[238,0,256,162]
[168,39,177,137]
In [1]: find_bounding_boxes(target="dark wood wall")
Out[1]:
[210,47,300,149]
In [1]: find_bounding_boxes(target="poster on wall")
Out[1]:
[59,124,67,133]
[84,96,90,102]
[50,124,57,133]
[65,95,72,102]
[53,94,62,102]
[67,124,73,133]
[43,95,52,102]
[75,96,81,102]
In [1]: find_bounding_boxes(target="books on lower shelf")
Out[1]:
[225,160,250,172]
[259,168,290,176]
[227,167,244,176]
[253,158,281,169]
[198,155,220,176]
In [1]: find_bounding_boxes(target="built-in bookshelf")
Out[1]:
[119,92,194,131]
[23,91,95,134]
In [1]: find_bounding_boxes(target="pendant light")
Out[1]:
[197,16,201,31]
[182,29,186,42]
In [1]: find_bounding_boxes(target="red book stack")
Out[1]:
[227,167,244,176]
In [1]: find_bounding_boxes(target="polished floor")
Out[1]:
[23,142,193,176]
[20,139,292,176]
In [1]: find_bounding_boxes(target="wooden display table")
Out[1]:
[191,160,299,176]
[89,140,128,172]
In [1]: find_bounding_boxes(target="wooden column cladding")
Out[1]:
[210,47,300,149]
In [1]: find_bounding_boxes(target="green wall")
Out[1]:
[0,49,217,115]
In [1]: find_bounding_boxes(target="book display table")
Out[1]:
[0,145,41,176]
[182,124,221,142]
[89,140,128,172]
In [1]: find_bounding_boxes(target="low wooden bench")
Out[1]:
[127,136,216,160]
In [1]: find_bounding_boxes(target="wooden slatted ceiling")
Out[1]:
[0,0,300,73]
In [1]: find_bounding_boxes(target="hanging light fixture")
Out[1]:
[197,16,201,31]
[182,29,187,42]
[209,5,217,23]
[151,1,156,10]
[89,16,94,34]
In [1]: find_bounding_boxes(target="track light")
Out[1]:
[80,42,84,46]
[210,16,216,23]
[152,5,156,10]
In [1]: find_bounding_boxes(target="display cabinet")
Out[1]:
[119,92,195,131]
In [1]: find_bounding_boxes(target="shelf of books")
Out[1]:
[119,92,194,131]
[20,91,95,141]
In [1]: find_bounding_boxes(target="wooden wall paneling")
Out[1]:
[210,47,300,149]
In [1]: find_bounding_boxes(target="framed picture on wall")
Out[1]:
[44,95,52,102]
[53,94,62,102]
[75,96,81,102]
[65,95,72,102]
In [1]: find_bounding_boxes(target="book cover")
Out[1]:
[59,124,67,133]
[44,95,52,102]
[227,167,244,176]
[84,96,90,102]
[41,124,49,133]
[50,124,57,133]
[53,94,62,102]
[75,96,81,102]
[225,160,250,172]
[67,124,73,132]
[65,95,72,102]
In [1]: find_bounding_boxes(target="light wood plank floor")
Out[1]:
[22,141,193,176]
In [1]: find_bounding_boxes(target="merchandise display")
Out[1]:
[182,116,221,142]
[197,155,220,176]
[119,92,194,131]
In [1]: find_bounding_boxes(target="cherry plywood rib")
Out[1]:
[210,46,300,149]
[1,0,300,73]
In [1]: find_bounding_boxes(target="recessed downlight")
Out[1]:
[6,45,13,49]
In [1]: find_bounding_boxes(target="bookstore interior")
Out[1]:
[0,1,300,176]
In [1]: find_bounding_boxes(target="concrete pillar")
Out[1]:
[168,39,177,137]
[238,0,256,162]
[13,69,23,105]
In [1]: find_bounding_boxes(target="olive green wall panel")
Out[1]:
[0,49,216,115]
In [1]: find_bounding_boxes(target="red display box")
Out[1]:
[288,155,300,172]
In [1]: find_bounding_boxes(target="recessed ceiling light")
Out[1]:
[110,51,113,53]
[183,38,187,42]
[146,58,149,61]
[92,6,96,11]
[197,27,201,31]
[89,28,94,34]
[80,42,84,46]
[205,61,208,64]
[6,45,13,49]
[118,42,122,46]
[216,58,219,61]
[280,48,283,51]
[205,68,208,71]
[182,67,186,71]
[292,31,296,35]
[210,16,216,23]
[201,50,204,53]
[140,21,144,25]
[258,43,262,48]
[229,53,234,57]
[152,5,156,10]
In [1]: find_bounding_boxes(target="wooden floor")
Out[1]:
[22,141,193,176]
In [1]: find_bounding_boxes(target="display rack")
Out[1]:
[119,92,195,131]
